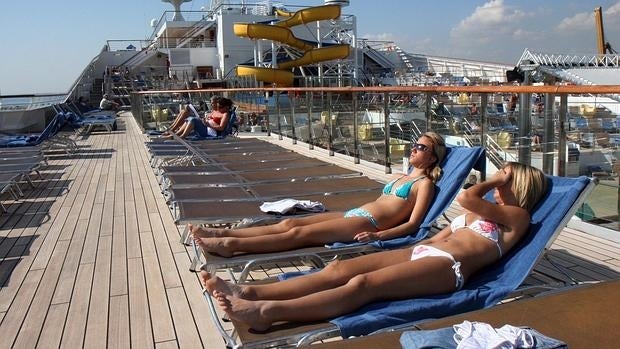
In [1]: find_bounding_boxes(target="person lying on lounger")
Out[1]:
[164,95,220,135]
[168,97,233,139]
[202,161,548,331]
[191,132,447,257]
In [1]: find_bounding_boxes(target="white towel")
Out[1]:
[454,321,535,349]
[259,199,326,214]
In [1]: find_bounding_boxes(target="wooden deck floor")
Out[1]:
[0,114,618,348]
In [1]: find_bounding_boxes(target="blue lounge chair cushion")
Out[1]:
[327,146,485,249]
[329,175,591,337]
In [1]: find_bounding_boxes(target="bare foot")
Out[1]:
[214,290,272,331]
[193,235,233,257]
[189,224,225,238]
[199,270,247,298]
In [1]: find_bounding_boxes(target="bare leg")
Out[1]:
[218,256,458,330]
[168,108,190,132]
[206,248,413,300]
[190,224,226,238]
[199,270,247,298]
[194,216,376,256]
[191,212,344,239]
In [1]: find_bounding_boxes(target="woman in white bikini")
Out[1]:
[191,132,447,257]
[203,161,548,331]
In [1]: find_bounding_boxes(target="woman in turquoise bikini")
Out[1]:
[191,132,447,257]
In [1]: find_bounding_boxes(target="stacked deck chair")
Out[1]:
[191,146,485,279]
[0,112,76,154]
[209,175,596,349]
[149,138,286,169]
[0,147,48,211]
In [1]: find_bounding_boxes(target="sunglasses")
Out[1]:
[412,143,431,153]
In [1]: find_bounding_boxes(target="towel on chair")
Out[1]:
[259,199,326,214]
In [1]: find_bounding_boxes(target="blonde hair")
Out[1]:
[503,162,548,212]
[420,132,446,182]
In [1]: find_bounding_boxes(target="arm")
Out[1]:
[356,179,435,242]
[456,167,529,231]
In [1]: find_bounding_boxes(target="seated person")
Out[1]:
[202,161,548,331]
[99,94,120,111]
[191,132,447,257]
[170,97,233,139]
[165,96,220,135]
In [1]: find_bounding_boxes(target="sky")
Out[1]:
[1,0,620,95]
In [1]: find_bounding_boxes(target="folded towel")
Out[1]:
[259,199,326,214]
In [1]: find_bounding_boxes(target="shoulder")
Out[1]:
[415,177,435,192]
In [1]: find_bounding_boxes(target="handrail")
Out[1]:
[132,84,620,95]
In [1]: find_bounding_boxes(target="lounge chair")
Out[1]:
[309,279,620,349]
[212,175,595,348]
[0,112,76,154]
[161,165,363,191]
[191,146,485,278]
[0,172,26,212]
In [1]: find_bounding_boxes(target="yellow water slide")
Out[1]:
[233,4,350,85]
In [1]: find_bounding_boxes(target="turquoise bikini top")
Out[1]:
[382,175,426,199]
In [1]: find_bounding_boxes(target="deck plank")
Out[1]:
[83,235,112,349]
[128,257,155,349]
[36,303,68,348]
[107,295,131,349]
[11,239,69,348]
[166,286,203,348]
[140,232,176,343]
[0,269,44,349]
[58,263,95,348]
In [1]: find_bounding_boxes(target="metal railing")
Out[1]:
[133,84,620,232]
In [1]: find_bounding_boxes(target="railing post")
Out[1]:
[352,91,360,164]
[328,92,334,156]
[275,90,282,140]
[557,94,568,176]
[384,92,391,174]
[265,91,272,137]
[290,91,297,144]
[425,92,432,132]
[518,72,532,164]
[543,93,555,175]
[307,91,314,150]
[480,93,488,181]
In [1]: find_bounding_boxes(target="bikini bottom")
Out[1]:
[343,207,379,229]
[411,245,464,290]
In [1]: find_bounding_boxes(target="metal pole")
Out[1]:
[328,92,334,156]
[557,95,568,176]
[425,92,432,132]
[543,93,555,174]
[352,92,360,164]
[480,93,488,181]
[275,90,282,140]
[384,92,391,174]
[307,91,313,150]
[518,72,532,164]
[290,92,297,144]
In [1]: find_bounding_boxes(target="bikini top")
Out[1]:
[382,175,426,200]
[450,213,503,257]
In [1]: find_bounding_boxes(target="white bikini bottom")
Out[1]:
[411,245,464,290]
